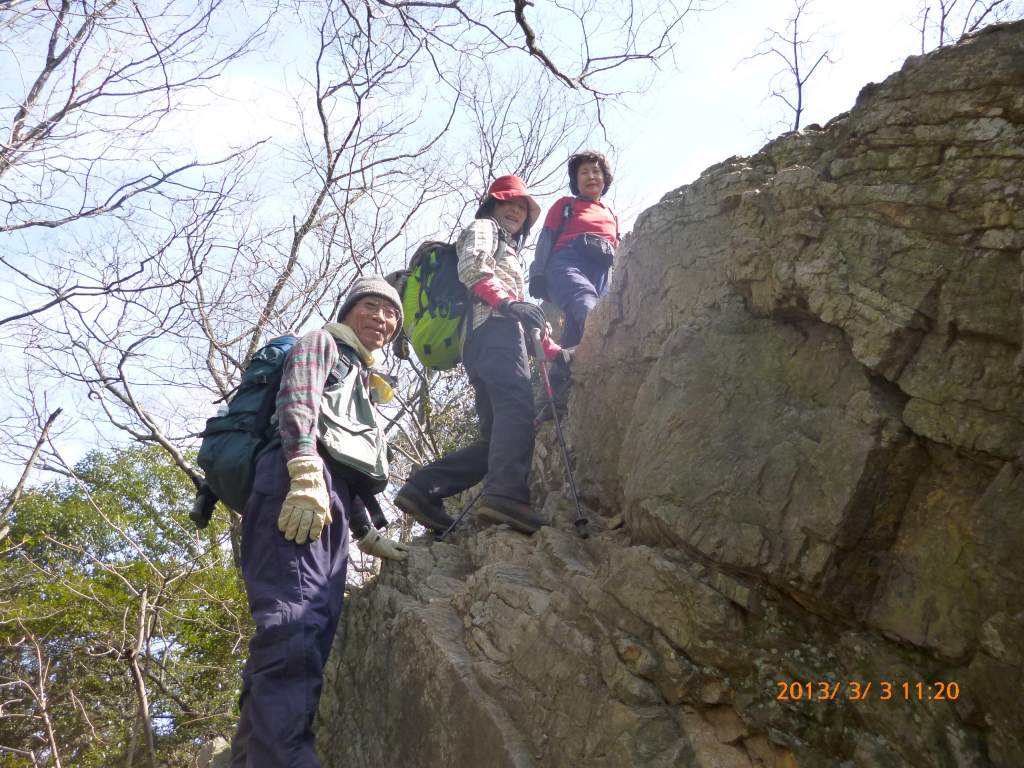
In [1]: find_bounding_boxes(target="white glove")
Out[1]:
[356,527,410,562]
[279,456,332,544]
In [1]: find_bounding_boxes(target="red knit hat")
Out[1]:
[475,175,541,233]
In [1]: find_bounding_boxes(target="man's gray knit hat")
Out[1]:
[337,275,404,341]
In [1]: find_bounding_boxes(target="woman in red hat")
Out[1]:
[395,175,563,534]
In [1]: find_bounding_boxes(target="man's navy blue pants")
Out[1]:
[545,246,610,349]
[229,449,351,768]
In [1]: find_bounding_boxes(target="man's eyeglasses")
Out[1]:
[359,299,399,323]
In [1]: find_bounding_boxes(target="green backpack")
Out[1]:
[393,241,471,371]
[191,335,383,529]
[193,334,298,524]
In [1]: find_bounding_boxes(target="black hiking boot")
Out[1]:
[535,378,570,424]
[394,482,455,533]
[535,347,573,423]
[477,495,549,534]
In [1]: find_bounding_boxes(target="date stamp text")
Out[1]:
[776,682,960,701]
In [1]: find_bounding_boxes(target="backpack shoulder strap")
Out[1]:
[249,335,299,436]
[251,368,285,435]
[326,339,361,388]
[554,198,574,242]
[606,203,620,241]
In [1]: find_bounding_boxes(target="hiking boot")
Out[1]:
[477,495,549,534]
[534,378,570,424]
[394,482,454,532]
[551,346,575,376]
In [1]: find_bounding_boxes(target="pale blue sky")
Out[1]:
[2,0,997,482]
[166,0,934,233]
[609,0,927,227]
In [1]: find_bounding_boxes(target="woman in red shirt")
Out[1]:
[529,151,619,352]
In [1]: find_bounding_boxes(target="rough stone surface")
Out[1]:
[319,22,1024,768]
[192,737,230,768]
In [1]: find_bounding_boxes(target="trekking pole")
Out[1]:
[529,328,589,539]
[434,490,483,543]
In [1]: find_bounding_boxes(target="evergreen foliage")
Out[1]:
[0,446,252,767]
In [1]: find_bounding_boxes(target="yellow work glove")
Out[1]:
[279,456,332,544]
[356,528,410,561]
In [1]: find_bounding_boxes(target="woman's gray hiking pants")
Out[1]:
[408,315,535,504]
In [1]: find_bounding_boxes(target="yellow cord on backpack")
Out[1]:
[368,373,395,404]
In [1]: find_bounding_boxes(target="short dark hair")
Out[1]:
[475,197,530,247]
[476,197,497,221]
[568,151,613,196]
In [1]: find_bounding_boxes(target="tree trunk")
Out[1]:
[126,587,157,768]
[0,408,62,542]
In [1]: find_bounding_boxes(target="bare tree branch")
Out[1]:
[742,0,835,133]
[0,408,61,542]
[909,0,1023,51]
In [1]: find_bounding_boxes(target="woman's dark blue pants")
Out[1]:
[545,246,610,349]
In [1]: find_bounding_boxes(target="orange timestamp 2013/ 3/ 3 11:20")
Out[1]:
[776,681,960,701]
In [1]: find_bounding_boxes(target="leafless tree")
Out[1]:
[911,0,1024,52]
[508,0,705,127]
[32,0,463,493]
[315,0,707,94]
[0,0,274,327]
[463,66,588,202]
[4,0,713,555]
[0,622,65,767]
[744,0,835,133]
[0,408,60,543]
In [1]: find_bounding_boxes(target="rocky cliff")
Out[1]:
[317,22,1024,768]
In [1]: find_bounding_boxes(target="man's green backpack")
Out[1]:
[389,241,471,371]
[191,333,382,529]
[192,334,298,524]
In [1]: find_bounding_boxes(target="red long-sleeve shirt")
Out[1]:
[543,196,620,252]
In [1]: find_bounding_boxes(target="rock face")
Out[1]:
[192,737,230,768]
[318,22,1024,768]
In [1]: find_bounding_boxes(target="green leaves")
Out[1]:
[0,445,252,766]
